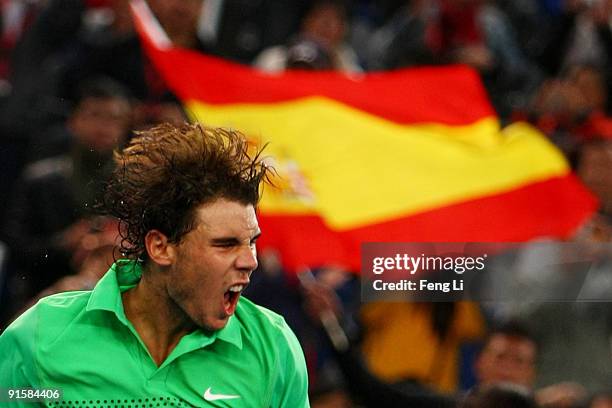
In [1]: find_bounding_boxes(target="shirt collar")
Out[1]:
[86,260,243,350]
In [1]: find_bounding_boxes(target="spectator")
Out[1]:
[476,321,586,407]
[1,76,131,325]
[302,276,591,407]
[361,0,442,70]
[147,0,205,49]
[578,143,612,216]
[590,392,612,408]
[484,217,612,395]
[254,0,362,73]
[361,0,541,118]
[359,300,485,393]
[474,321,537,391]
[132,92,189,130]
[0,0,42,93]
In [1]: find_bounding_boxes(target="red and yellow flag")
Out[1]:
[132,1,597,271]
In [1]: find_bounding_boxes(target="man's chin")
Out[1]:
[199,316,230,332]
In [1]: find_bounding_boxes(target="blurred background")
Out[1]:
[0,0,611,407]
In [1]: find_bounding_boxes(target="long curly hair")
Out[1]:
[100,122,270,260]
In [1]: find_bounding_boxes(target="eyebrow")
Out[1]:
[210,231,262,245]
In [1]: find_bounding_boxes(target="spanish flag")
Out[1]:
[131,0,597,271]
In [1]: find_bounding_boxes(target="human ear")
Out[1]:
[144,230,176,266]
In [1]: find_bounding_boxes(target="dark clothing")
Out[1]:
[4,156,78,278]
[335,346,456,408]
[61,26,218,103]
[2,146,112,310]
[314,308,456,407]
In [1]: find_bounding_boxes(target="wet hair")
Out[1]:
[101,122,270,260]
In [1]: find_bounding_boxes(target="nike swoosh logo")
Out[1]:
[203,387,241,401]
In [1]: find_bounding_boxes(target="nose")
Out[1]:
[236,245,258,274]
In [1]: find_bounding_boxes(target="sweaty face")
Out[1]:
[167,198,260,331]
[476,334,537,389]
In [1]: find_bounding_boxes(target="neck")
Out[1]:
[122,266,194,366]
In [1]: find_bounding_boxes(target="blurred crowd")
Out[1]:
[0,0,612,407]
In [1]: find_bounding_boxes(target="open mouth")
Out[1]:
[223,284,245,316]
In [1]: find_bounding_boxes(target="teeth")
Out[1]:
[228,285,244,293]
